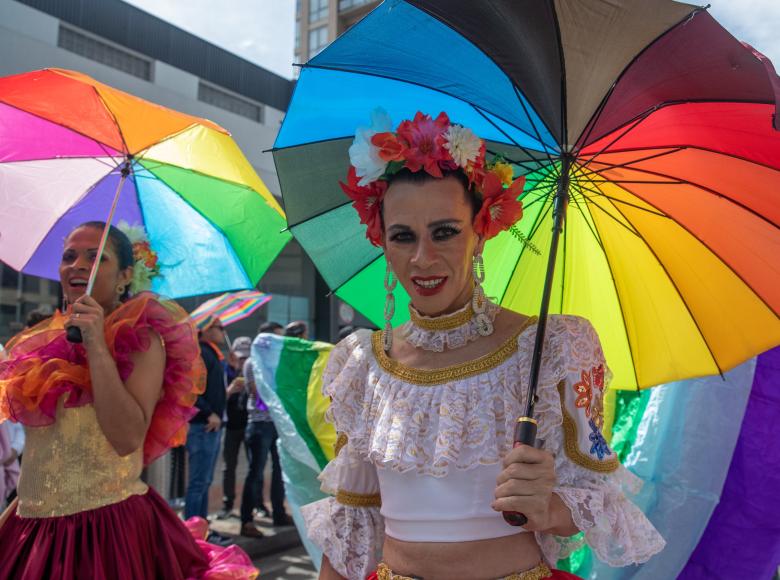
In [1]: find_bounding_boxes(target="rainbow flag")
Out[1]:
[190,290,271,327]
[250,334,336,564]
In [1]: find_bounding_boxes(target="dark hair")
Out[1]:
[74,221,134,300]
[259,321,283,334]
[383,168,482,219]
[284,321,308,338]
[337,325,356,341]
[25,308,51,328]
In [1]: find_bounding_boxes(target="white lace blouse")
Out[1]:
[301,315,665,579]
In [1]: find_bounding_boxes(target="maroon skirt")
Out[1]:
[0,487,257,580]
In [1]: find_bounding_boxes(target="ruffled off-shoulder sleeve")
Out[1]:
[108,293,205,465]
[534,316,665,567]
[0,293,205,466]
[301,332,384,580]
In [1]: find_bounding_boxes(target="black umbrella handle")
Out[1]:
[502,419,538,526]
[66,326,83,343]
[503,157,571,527]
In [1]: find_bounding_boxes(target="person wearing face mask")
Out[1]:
[301,112,665,580]
[0,221,256,579]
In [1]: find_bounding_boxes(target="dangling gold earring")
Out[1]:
[382,262,397,351]
[472,253,493,337]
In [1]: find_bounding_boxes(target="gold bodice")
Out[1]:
[17,400,148,518]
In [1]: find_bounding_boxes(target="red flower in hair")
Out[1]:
[396,112,451,177]
[474,172,525,240]
[339,166,387,246]
[371,132,404,162]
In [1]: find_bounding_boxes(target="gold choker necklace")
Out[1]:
[403,300,499,352]
[408,302,473,331]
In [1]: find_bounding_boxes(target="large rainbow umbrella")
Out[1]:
[0,68,290,298]
[273,0,780,391]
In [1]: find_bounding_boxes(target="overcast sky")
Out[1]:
[127,0,779,80]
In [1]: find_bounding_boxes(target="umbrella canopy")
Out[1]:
[273,0,780,390]
[0,68,290,298]
[190,290,272,328]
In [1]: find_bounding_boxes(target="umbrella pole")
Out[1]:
[66,160,132,343]
[503,155,571,526]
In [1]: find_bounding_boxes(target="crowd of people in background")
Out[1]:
[185,316,310,543]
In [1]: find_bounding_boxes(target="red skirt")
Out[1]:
[366,568,581,580]
[0,487,257,580]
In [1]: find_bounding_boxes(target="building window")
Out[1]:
[339,0,373,11]
[22,275,39,293]
[198,82,264,123]
[1,265,18,289]
[58,25,152,81]
[295,22,301,52]
[309,0,328,23]
[308,25,329,59]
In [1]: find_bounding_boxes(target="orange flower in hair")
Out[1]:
[474,172,525,240]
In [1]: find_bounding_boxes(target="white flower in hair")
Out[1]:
[444,124,482,167]
[117,220,160,294]
[348,108,393,186]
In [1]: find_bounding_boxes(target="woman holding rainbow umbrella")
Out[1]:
[0,68,292,578]
[273,0,780,578]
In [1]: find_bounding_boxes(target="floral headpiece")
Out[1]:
[339,109,525,246]
[117,221,161,294]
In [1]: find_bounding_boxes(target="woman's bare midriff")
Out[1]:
[382,532,543,580]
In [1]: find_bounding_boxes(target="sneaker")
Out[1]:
[258,504,271,518]
[206,531,233,546]
[216,509,233,520]
[240,523,265,538]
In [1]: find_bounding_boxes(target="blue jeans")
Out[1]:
[241,421,284,524]
[184,422,222,520]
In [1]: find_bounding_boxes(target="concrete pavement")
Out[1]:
[253,546,317,579]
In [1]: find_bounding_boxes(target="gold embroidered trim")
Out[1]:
[334,432,348,456]
[408,303,473,331]
[501,562,552,580]
[371,316,537,386]
[375,561,552,580]
[336,489,381,508]
[557,381,619,473]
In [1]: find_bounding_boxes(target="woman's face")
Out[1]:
[59,226,133,313]
[382,175,484,317]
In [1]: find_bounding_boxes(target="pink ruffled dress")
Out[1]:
[0,293,258,580]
